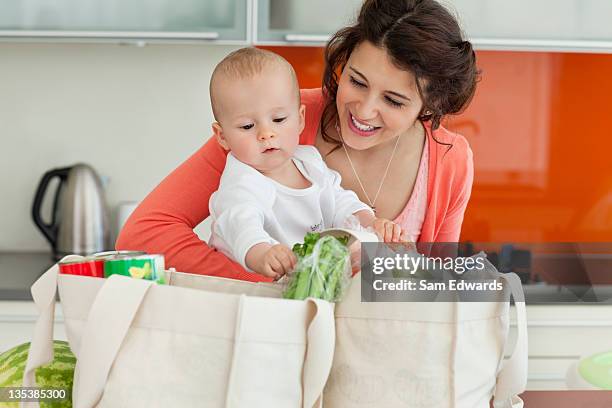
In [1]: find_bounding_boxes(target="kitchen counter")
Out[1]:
[524,283,612,303]
[522,390,612,407]
[0,251,55,300]
[1,251,612,303]
[2,251,612,391]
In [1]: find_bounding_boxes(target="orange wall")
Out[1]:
[262,46,612,242]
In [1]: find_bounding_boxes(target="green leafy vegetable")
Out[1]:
[284,232,351,302]
[291,232,321,258]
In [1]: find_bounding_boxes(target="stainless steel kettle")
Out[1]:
[32,163,110,260]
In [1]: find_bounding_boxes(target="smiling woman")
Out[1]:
[335,41,426,150]
[116,0,481,281]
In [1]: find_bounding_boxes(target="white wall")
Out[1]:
[0,42,240,251]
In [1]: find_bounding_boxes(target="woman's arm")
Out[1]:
[115,137,271,282]
[435,143,474,243]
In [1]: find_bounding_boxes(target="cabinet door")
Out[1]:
[445,0,612,52]
[0,302,67,353]
[0,0,248,42]
[0,322,67,353]
[509,305,612,390]
[256,0,361,45]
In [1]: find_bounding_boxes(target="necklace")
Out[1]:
[335,122,401,214]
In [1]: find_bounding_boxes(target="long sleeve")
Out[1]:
[209,164,278,270]
[435,142,474,242]
[115,137,271,282]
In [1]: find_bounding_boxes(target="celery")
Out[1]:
[284,233,350,301]
[324,253,348,300]
[283,272,299,299]
[308,268,326,299]
[292,263,313,300]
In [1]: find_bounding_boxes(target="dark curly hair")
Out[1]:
[321,0,481,150]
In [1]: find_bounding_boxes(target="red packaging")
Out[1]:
[59,258,105,278]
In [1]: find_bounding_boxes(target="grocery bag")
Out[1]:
[323,253,528,408]
[21,255,335,408]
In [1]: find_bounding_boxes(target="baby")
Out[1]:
[208,47,402,279]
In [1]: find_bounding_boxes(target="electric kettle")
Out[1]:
[32,163,111,260]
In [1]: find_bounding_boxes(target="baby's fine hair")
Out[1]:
[210,47,299,121]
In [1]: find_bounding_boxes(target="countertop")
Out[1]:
[1,251,611,303]
[0,251,55,300]
[522,390,612,407]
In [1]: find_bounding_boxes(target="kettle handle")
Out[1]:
[31,167,71,250]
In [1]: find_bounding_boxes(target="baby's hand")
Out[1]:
[260,244,297,280]
[372,218,404,243]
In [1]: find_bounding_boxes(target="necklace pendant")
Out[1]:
[371,206,376,214]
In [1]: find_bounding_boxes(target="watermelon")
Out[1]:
[0,340,75,407]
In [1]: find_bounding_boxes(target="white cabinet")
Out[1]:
[0,0,249,43]
[3,0,612,51]
[508,305,612,390]
[0,301,66,353]
[444,0,612,52]
[255,0,360,45]
[254,0,612,52]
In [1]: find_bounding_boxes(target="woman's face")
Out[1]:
[336,41,425,151]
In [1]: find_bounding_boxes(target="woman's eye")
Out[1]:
[241,124,254,130]
[273,117,287,123]
[349,76,366,88]
[384,96,404,108]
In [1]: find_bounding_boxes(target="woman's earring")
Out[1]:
[424,110,432,115]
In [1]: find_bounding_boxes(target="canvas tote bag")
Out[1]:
[21,255,335,408]
[323,255,528,408]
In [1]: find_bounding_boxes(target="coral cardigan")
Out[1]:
[116,88,474,282]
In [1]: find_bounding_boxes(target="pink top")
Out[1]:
[394,136,428,242]
[116,88,473,282]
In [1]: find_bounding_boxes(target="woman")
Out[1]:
[116,0,480,282]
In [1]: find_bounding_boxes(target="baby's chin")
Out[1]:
[253,153,294,173]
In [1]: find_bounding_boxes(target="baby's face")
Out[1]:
[213,65,304,173]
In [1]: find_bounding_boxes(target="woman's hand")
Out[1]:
[372,217,405,243]
[348,240,361,276]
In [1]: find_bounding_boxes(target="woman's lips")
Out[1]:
[347,113,380,137]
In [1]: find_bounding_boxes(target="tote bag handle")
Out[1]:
[21,263,154,408]
[301,298,335,408]
[72,279,333,408]
[23,262,333,408]
[71,275,154,408]
[493,272,528,408]
[223,296,333,408]
[21,255,84,408]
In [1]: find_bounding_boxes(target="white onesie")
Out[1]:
[209,146,372,271]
